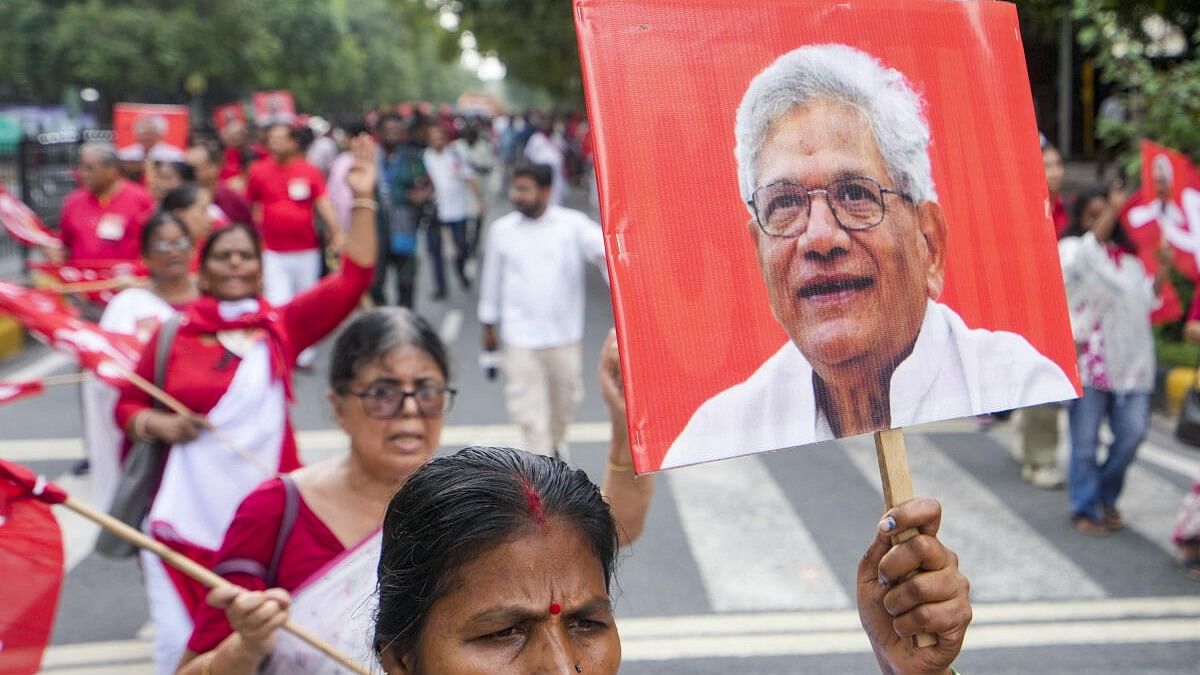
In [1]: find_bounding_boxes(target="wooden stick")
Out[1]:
[34,276,147,295]
[41,372,91,386]
[873,428,938,649]
[58,497,372,675]
[119,366,277,476]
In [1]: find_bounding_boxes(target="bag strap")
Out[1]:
[150,314,182,408]
[211,475,301,589]
[266,475,301,587]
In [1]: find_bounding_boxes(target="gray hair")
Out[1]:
[134,114,168,135]
[734,44,937,211]
[328,308,449,393]
[79,142,119,166]
[1152,154,1174,183]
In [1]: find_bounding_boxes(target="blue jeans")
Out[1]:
[1067,387,1149,521]
[427,218,469,294]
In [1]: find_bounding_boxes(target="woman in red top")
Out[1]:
[174,318,654,675]
[115,134,380,674]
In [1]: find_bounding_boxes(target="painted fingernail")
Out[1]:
[879,516,896,533]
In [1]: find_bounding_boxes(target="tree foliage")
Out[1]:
[0,0,482,118]
[441,0,583,102]
[1074,0,1200,172]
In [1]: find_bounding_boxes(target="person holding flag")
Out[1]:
[81,211,199,508]
[174,317,652,674]
[112,133,379,673]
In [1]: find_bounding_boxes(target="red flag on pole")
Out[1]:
[0,381,44,406]
[1118,140,1200,323]
[0,281,143,386]
[0,461,65,675]
[0,189,62,250]
[28,260,148,305]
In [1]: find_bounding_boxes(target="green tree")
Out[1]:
[1074,0,1200,172]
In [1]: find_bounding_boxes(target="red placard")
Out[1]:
[213,102,247,132]
[113,103,189,162]
[252,90,296,126]
[576,0,1081,472]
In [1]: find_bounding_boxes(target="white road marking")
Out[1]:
[843,433,1106,601]
[668,454,850,612]
[438,309,463,345]
[1121,463,1190,557]
[51,472,101,571]
[2,350,75,382]
[42,597,1200,669]
[0,422,615,463]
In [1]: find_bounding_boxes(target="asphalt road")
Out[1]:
[2,188,1198,674]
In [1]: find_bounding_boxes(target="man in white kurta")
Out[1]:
[662,44,1076,470]
[478,163,606,457]
[664,301,1075,468]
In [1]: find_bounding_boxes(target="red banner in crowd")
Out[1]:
[113,103,189,162]
[28,260,148,305]
[0,189,62,250]
[0,281,142,386]
[252,90,296,126]
[1120,140,1200,323]
[0,462,65,675]
[576,0,1080,471]
[213,102,247,132]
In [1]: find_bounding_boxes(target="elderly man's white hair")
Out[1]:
[134,114,168,135]
[1152,154,1174,183]
[734,44,937,211]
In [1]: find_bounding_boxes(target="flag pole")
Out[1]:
[57,495,372,675]
[874,428,938,648]
[116,366,276,476]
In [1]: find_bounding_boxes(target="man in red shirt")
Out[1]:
[246,123,343,366]
[185,139,252,226]
[52,142,156,265]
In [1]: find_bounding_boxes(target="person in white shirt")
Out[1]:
[663,43,1077,470]
[424,125,483,300]
[478,163,607,457]
[523,115,566,207]
[452,122,499,255]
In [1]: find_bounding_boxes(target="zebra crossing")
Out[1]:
[9,416,1200,673]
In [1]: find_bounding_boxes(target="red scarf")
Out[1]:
[181,296,294,400]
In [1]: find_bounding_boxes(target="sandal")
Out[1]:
[1101,506,1123,530]
[1182,558,1200,581]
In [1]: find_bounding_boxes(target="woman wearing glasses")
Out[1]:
[83,211,199,511]
[175,312,653,674]
[115,135,380,674]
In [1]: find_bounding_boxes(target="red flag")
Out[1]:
[0,281,143,386]
[0,460,66,675]
[1118,140,1200,324]
[0,381,44,406]
[0,189,62,250]
[28,260,148,306]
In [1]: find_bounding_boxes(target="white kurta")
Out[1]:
[662,301,1077,469]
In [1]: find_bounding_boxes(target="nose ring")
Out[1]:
[575,663,583,673]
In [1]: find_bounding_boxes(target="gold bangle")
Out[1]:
[607,459,635,473]
[200,651,215,675]
[351,198,378,211]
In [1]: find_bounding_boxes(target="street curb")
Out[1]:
[0,313,24,361]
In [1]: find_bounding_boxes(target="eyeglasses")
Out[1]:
[748,176,912,238]
[150,237,193,254]
[346,383,457,419]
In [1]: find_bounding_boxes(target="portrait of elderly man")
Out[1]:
[663,44,1077,469]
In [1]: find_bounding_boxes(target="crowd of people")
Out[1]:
[983,140,1200,577]
[6,100,984,674]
